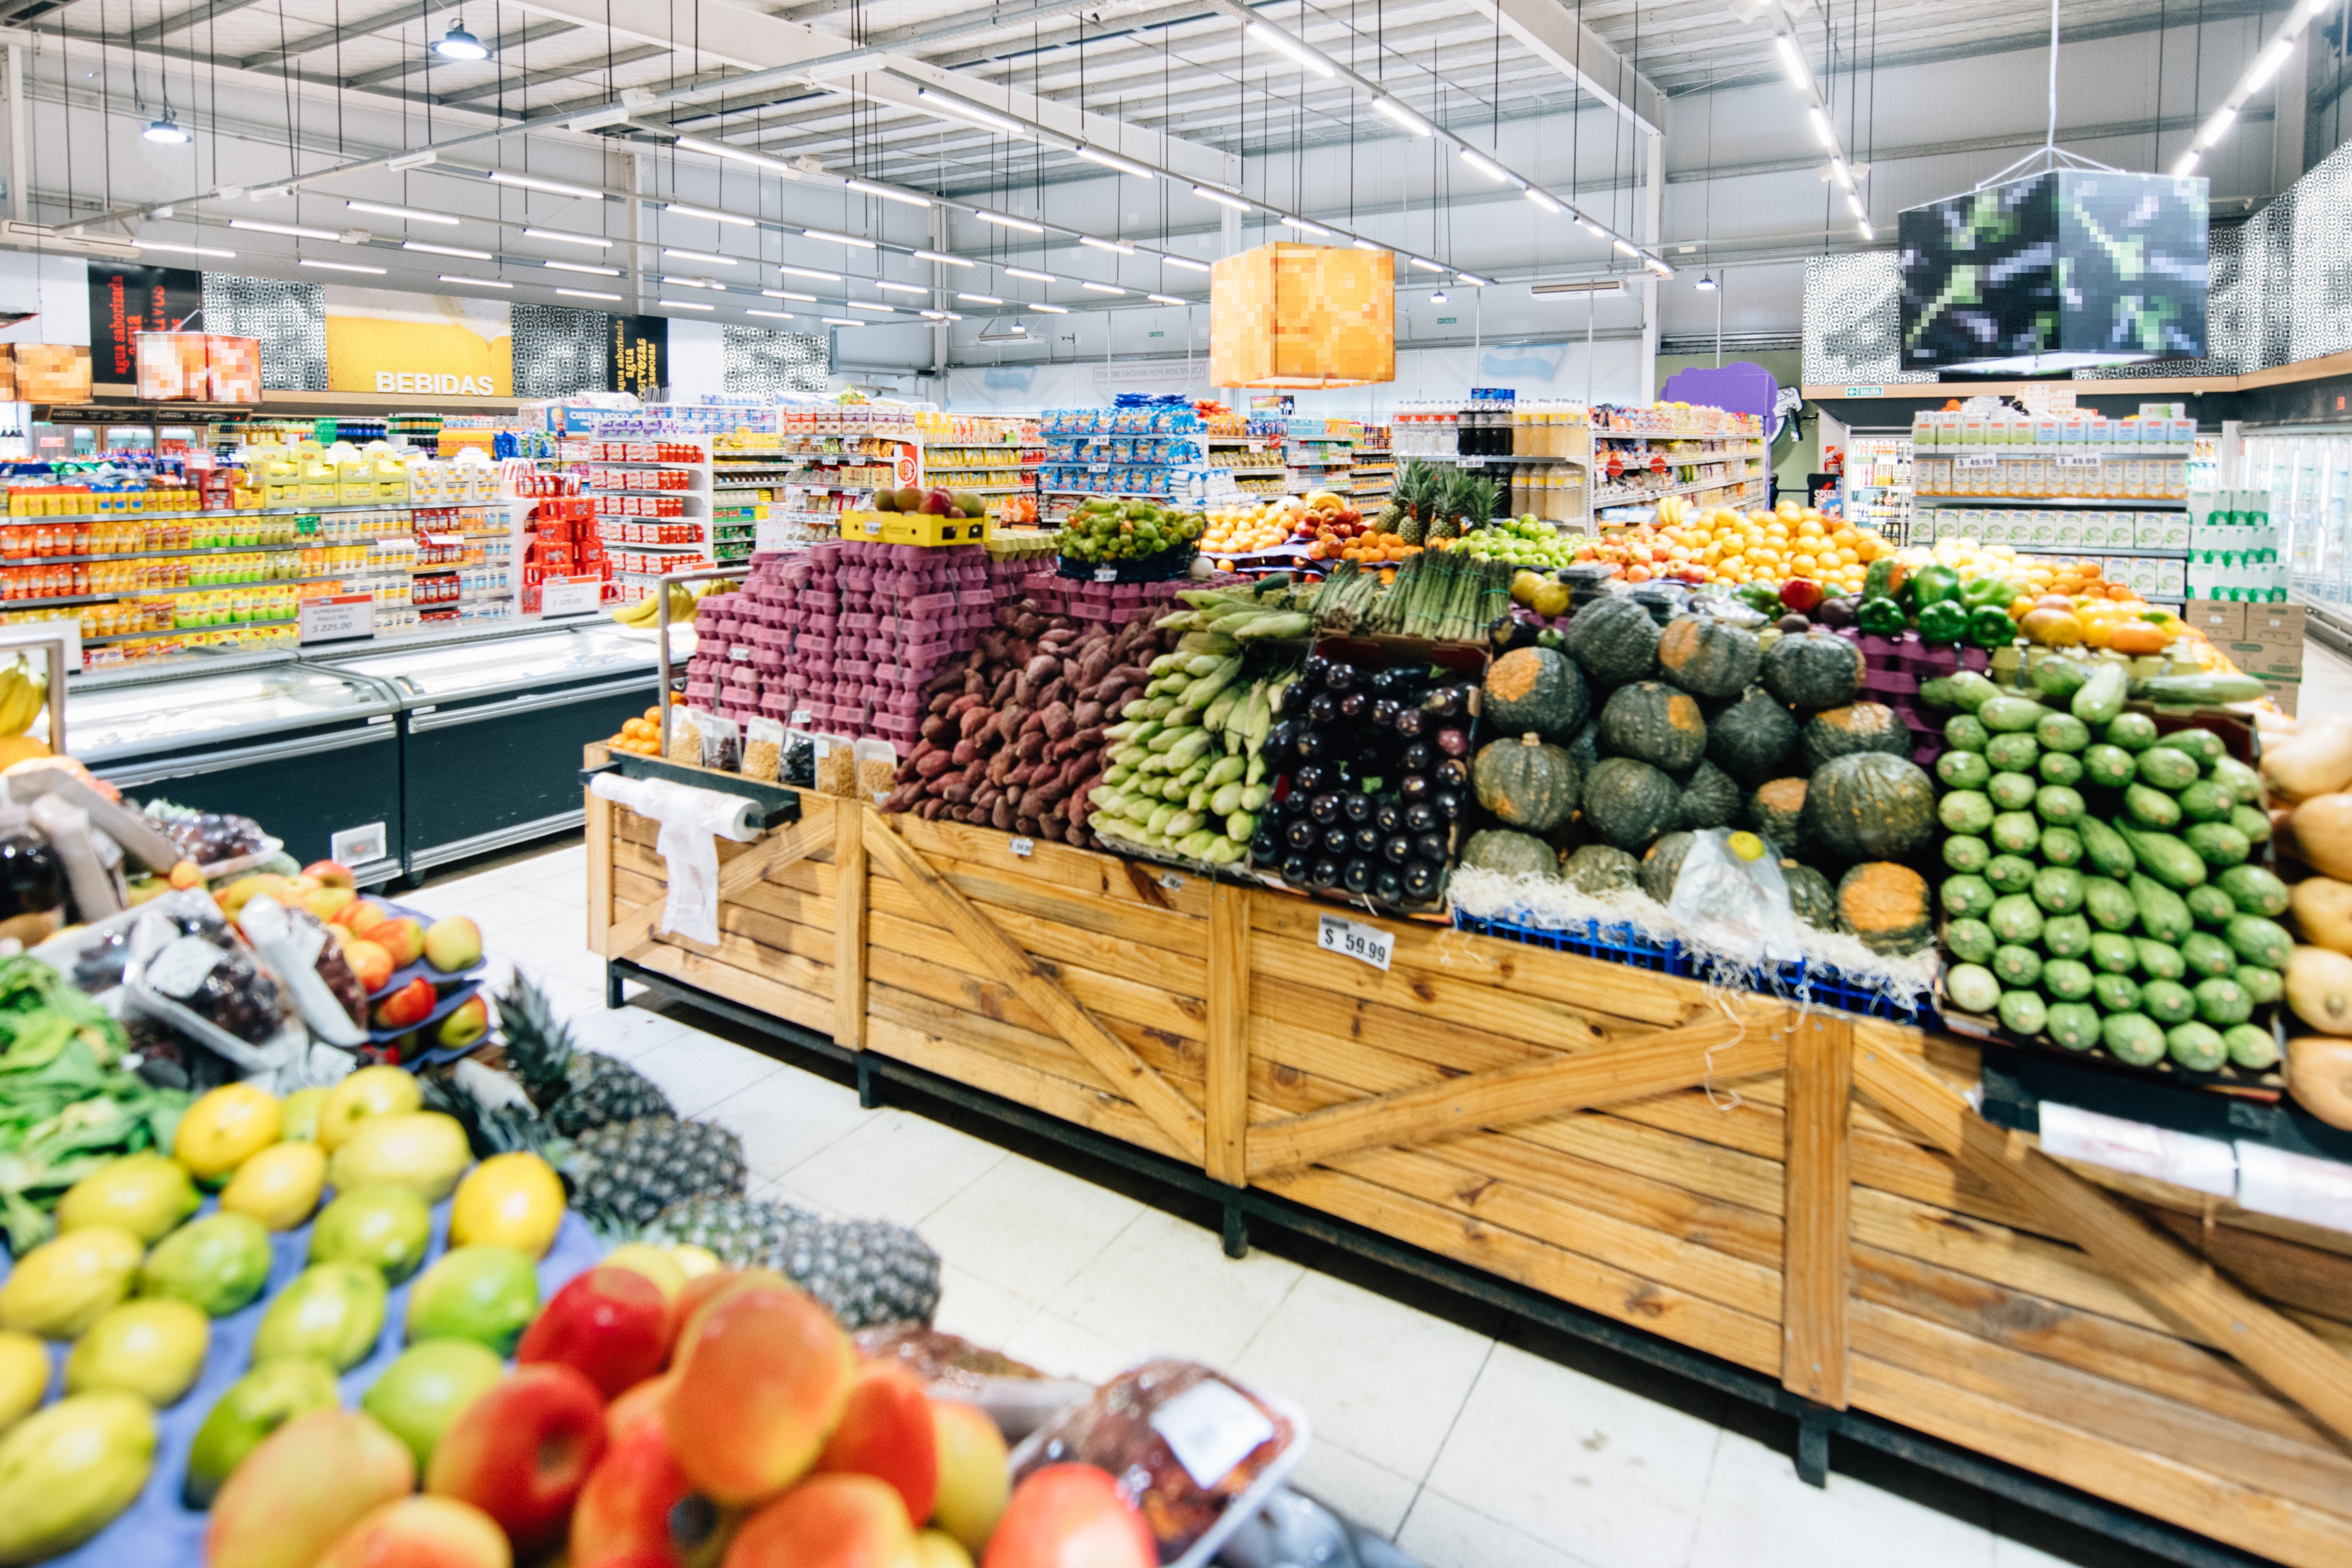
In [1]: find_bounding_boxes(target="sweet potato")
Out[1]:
[914,750,953,778]
[941,780,972,803]
[1024,652,1059,683]
[992,800,1015,832]
[1073,701,1104,731]
[1036,677,1067,710]
[946,694,983,719]
[919,798,946,820]
[949,738,978,768]
[995,703,1029,743]
[919,716,951,744]
[1073,724,1106,748]
[922,667,964,697]
[1038,701,1074,741]
[884,781,923,812]
[1015,730,1047,761]
[973,784,1001,810]
[989,670,1017,706]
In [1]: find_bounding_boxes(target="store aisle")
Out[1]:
[409,842,2150,1568]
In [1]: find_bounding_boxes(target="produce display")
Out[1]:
[2247,716,2352,1129]
[1057,499,1204,567]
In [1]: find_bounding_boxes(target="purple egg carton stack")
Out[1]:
[1851,629,1989,766]
[1017,569,1194,625]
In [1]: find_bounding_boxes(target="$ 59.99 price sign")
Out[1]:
[1318,913,1394,972]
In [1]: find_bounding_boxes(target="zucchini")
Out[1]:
[2040,825,2084,867]
[2141,672,2264,706]
[2102,1012,2167,1065]
[2117,824,2207,889]
[1939,670,2003,712]
[2186,884,2238,926]
[1946,963,2003,1014]
[2043,958,2095,1001]
[2177,779,2236,823]
[2032,657,2092,701]
[2105,711,2159,751]
[2072,664,2129,726]
[2229,804,2273,845]
[2152,727,2225,768]
[1984,731,2042,773]
[2036,712,2091,754]
[2132,938,2186,980]
[2235,965,2284,1005]
[1979,696,2050,733]
[1946,918,1999,964]
[1944,713,1989,753]
[2210,754,2264,805]
[1942,834,1992,874]
[2224,1023,2281,1071]
[2183,821,2251,868]
[2168,1020,2227,1072]
[2091,972,2143,1014]
[2034,785,2086,825]
[1985,854,2037,894]
[1989,812,2042,856]
[2141,978,2197,1024]
[2193,975,2253,1027]
[1996,989,2049,1037]
[2047,1001,2103,1050]
[2217,864,2289,917]
[2031,867,2085,915]
[2042,913,2092,959]
[2038,751,2085,787]
[2122,783,2181,830]
[2080,744,2136,789]
[1992,944,2043,988]
[2083,879,2137,931]
[1938,791,1996,835]
[2077,817,2136,879]
[2181,930,2237,979]
[1988,893,2046,945]
[2088,931,2139,974]
[2130,874,2195,941]
[1987,771,2039,811]
[1937,751,1993,790]
[2226,913,2294,970]
[1941,874,1997,919]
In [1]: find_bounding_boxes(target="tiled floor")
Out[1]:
[407,840,2163,1568]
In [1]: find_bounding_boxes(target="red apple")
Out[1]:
[343,938,396,993]
[371,975,436,1030]
[569,1419,694,1568]
[605,1370,676,1447]
[373,916,427,968]
[665,1286,854,1505]
[815,1363,936,1524]
[519,1266,671,1402]
[426,1364,609,1555]
[981,1466,1153,1568]
[726,1473,914,1568]
[315,1496,511,1568]
[303,859,358,891]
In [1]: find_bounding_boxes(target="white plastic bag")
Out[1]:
[237,895,368,1047]
[1664,829,1804,965]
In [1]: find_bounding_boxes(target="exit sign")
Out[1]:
[1436,316,1458,324]
[1147,330,1165,338]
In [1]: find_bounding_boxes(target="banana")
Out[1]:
[609,596,659,626]
[0,659,37,736]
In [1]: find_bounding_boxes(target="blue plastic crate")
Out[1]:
[1454,911,1692,975]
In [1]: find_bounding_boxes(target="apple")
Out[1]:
[301,886,358,924]
[726,1473,914,1568]
[892,486,924,512]
[980,1465,1153,1568]
[917,1532,976,1568]
[205,1409,416,1568]
[436,995,490,1049]
[373,916,427,968]
[423,916,483,973]
[373,977,437,1031]
[568,1417,694,1567]
[872,489,901,513]
[928,1401,1009,1555]
[517,1266,670,1402]
[303,859,358,891]
[341,899,393,936]
[664,1286,854,1505]
[315,1495,511,1568]
[604,1370,675,1446]
[921,488,951,516]
[342,940,395,994]
[599,1243,689,1305]
[815,1362,936,1524]
[426,1365,608,1555]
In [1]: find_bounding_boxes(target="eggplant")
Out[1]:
[1414,830,1451,864]
[1324,662,1357,692]
[1280,852,1311,885]
[1433,757,1470,790]
[1404,801,1438,833]
[1293,762,1329,793]
[1338,691,1369,720]
[1374,800,1406,834]
[1296,728,1328,760]
[1324,826,1353,857]
[1374,868,1406,904]
[1267,718,1300,756]
[1814,597,1857,629]
[1342,857,1375,894]
[1400,741,1433,773]
[1394,707,1428,740]
[1353,824,1384,856]
[1311,856,1342,887]
[1399,773,1431,802]
[1401,861,1440,901]
[1370,699,1400,728]
[1382,833,1415,865]
[1434,726,1471,758]
[1491,615,1539,651]
[1431,788,1466,821]
[1300,655,1330,688]
[1308,692,1340,724]
[1340,792,1375,825]
[1308,793,1340,824]
[1285,818,1318,850]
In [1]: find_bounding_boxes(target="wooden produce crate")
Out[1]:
[585,755,2352,1568]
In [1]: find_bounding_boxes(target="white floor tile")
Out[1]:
[1421,1343,1719,1568]
[1396,1489,1586,1568]
[555,998,693,1066]
[1688,1429,1992,1568]
[1289,1441,1422,1542]
[1000,1309,1146,1385]
[781,1107,1009,1226]
[500,910,610,998]
[1046,1207,1303,1367]
[700,1064,873,1180]
[628,1029,787,1118]
[443,883,575,950]
[1227,1270,1491,1486]
[918,1153,1147,1303]
[930,1262,1040,1351]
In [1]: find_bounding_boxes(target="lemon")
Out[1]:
[316,1066,422,1154]
[447,1152,564,1259]
[0,1332,46,1435]
[55,1152,199,1244]
[327,1113,471,1203]
[65,1299,209,1407]
[174,1084,282,1184]
[278,1086,329,1143]
[218,1142,327,1231]
[599,1244,687,1301]
[0,1226,144,1339]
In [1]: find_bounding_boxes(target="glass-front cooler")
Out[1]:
[316,625,664,874]
[2243,430,2352,606]
[66,656,406,881]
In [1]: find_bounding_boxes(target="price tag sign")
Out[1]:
[1458,456,1486,469]
[1089,463,1111,474]
[1954,455,2000,471]
[1007,837,1035,857]
[791,709,813,726]
[1318,913,1394,972]
[541,576,602,617]
[1094,566,1118,583]
[2056,453,2104,469]
[298,593,374,645]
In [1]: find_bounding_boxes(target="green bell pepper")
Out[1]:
[1909,564,1961,608]
[1736,582,1783,617]
[1966,604,2018,649]
[1959,574,2015,611]
[1856,596,1910,636]
[1916,599,1969,646]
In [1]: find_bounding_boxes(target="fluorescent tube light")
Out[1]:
[1192,185,1252,211]
[2171,149,2203,175]
[673,135,798,177]
[765,290,818,302]
[1146,293,1187,305]
[405,241,493,259]
[665,203,755,227]
[746,309,793,319]
[1079,235,1136,254]
[663,248,737,265]
[803,228,876,248]
[2196,104,2238,147]
[1370,97,1431,135]
[1030,302,1070,313]
[1160,255,1211,272]
[1248,21,1335,77]
[1278,215,1330,237]
[490,170,603,200]
[1004,266,1056,282]
[1459,148,1511,183]
[876,280,928,295]
[846,300,896,312]
[958,292,1004,304]
[545,259,622,275]
[821,317,865,326]
[557,288,622,300]
[662,299,716,310]
[1775,35,1809,87]
[1611,238,1638,257]
[1078,281,1124,294]
[918,309,963,320]
[2247,39,2294,92]
[1845,192,1867,220]
[776,264,839,282]
[1352,238,1386,251]
[347,200,457,225]
[1809,108,1836,147]
[660,277,720,289]
[299,258,384,273]
[135,241,235,257]
[912,248,972,267]
[1456,272,1490,287]
[847,178,930,207]
[441,275,510,286]
[1858,220,1876,241]
[916,88,1029,137]
[1523,188,1562,215]
[1076,145,1155,179]
[973,209,1044,233]
[523,228,610,248]
[230,219,339,240]
[1407,257,1445,272]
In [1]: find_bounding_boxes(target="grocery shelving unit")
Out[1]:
[543,438,716,599]
[1842,430,1916,543]
[1917,484,2193,601]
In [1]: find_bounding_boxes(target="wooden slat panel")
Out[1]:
[1205,883,1251,1186]
[1783,1013,1851,1408]
[867,909,1207,1042]
[584,756,614,960]
[867,983,1205,1103]
[1250,974,1556,1078]
[866,1011,1192,1162]
[834,805,867,1049]
[630,942,834,1036]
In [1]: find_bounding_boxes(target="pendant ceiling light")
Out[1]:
[143,114,189,144]
[1696,274,1717,292]
[434,20,490,60]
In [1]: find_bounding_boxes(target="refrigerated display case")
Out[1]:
[67,655,406,882]
[2243,429,2352,605]
[317,625,665,873]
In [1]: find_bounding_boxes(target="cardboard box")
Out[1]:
[2228,639,2304,681]
[2244,603,2306,649]
[2184,600,2245,640]
[2261,676,2299,716]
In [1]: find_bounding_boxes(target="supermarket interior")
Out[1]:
[13,3,2352,1568]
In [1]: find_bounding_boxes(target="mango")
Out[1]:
[448,1152,563,1259]
[175,1083,282,1183]
[65,1298,209,1407]
[55,1151,200,1243]
[405,1246,538,1357]
[0,1393,156,1564]
[183,1360,343,1508]
[316,1065,421,1153]
[0,1225,144,1339]
[204,1408,415,1568]
[328,1111,471,1202]
[252,1262,386,1372]
[277,1086,328,1143]
[220,1141,327,1231]
[140,1211,274,1317]
[0,1333,45,1436]
[310,1184,433,1285]
[422,916,482,973]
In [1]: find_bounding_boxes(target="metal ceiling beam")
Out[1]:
[131,0,271,44]
[432,43,670,104]
[1439,0,1663,133]
[238,0,428,68]
[339,21,583,88]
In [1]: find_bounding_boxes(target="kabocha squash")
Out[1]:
[1707,688,1798,785]
[1565,719,1602,775]
[1674,760,1740,830]
[1481,647,1587,737]
[1599,682,1708,772]
[1761,630,1864,710]
[1459,828,1559,879]
[1747,776,1809,853]
[1799,703,1914,772]
[1582,757,1681,849]
[1563,844,1640,893]
[1564,594,1660,687]
[1471,734,1580,832]
[1640,831,1697,904]
[1838,862,1934,954]
[1783,861,1837,928]
[1656,617,1761,699]
[1804,751,1938,861]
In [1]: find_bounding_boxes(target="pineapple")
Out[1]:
[1427,470,1468,540]
[497,974,675,1135]
[1392,460,1431,546]
[1463,476,1498,538]
[646,1195,942,1330]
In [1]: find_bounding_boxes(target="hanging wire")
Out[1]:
[2154,0,2168,169]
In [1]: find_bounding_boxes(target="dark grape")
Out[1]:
[1404,801,1438,833]
[1353,824,1384,855]
[1394,707,1428,740]
[1434,726,1471,757]
[1308,793,1340,824]
[1323,662,1357,692]
[1382,834,1415,864]
[1323,826,1353,856]
[1285,818,1318,850]
[1374,869,1406,904]
[1374,800,1406,834]
[1293,762,1328,793]
[1310,856,1341,887]
[1251,828,1281,863]
[1300,655,1330,687]
[1424,686,1464,718]
[1431,788,1466,821]
[1399,773,1431,801]
[1400,741,1433,773]
[1433,757,1470,790]
[1279,852,1311,884]
[1308,692,1340,724]
[1370,699,1400,728]
[1338,691,1369,720]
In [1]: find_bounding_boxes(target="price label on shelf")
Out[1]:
[2055,453,2104,469]
[1007,837,1035,857]
[541,577,602,617]
[1318,913,1394,972]
[298,593,374,645]
[1954,455,2000,471]
[1094,567,1118,583]
[1456,456,1486,469]
[1089,463,1111,474]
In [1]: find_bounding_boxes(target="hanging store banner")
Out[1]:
[608,315,669,398]
[322,286,512,396]
[88,261,203,383]
[1210,242,1392,389]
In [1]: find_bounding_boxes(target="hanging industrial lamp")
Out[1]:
[143,112,189,144]
[434,20,490,60]
[1695,273,1718,292]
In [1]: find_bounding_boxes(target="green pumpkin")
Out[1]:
[1803,751,1938,862]
[1799,703,1915,773]
[1481,647,1587,738]
[1562,844,1640,893]
[1707,687,1798,784]
[1747,776,1809,853]
[1581,757,1680,849]
[1674,760,1740,830]
[1564,594,1660,687]
[1640,831,1697,904]
[1837,862,1935,954]
[1565,718,1602,775]
[1657,616,1762,699]
[1459,828,1559,879]
[1471,733,1580,832]
[1782,861,1837,928]
[1599,681,1708,772]
[1762,630,1864,709]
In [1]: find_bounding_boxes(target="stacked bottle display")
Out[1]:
[1456,397,1515,458]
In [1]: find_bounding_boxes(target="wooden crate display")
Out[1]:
[585,761,2352,1568]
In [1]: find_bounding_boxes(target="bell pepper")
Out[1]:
[1915,599,1970,646]
[1966,604,2018,649]
[1909,564,1961,608]
[1737,583,1783,616]
[1862,556,1909,602]
[1778,578,1825,614]
[1856,596,1910,636]
[1959,574,2014,611]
